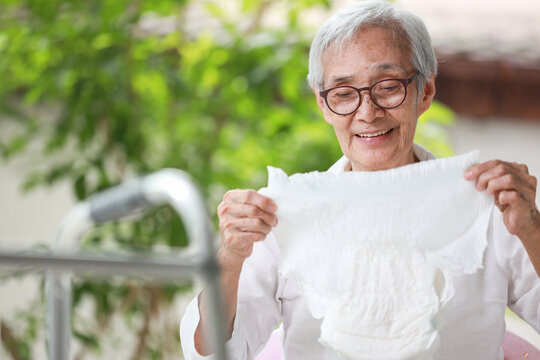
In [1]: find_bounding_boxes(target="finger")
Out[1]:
[482,167,536,199]
[497,190,526,207]
[471,161,512,190]
[474,162,534,190]
[495,191,535,235]
[499,161,530,174]
[222,228,268,243]
[465,160,502,181]
[230,231,267,243]
[524,172,538,190]
[482,172,520,194]
[486,174,536,205]
[219,202,277,227]
[220,216,273,245]
[496,202,509,213]
[227,217,273,234]
[224,189,277,213]
[466,159,532,181]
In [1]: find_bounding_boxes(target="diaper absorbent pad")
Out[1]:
[258,151,493,360]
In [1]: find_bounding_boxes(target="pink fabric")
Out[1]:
[502,331,540,360]
[255,329,540,360]
[255,328,282,360]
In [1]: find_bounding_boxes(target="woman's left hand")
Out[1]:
[465,159,540,240]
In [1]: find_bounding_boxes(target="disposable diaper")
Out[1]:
[258,151,493,360]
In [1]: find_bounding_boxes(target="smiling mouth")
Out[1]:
[355,129,393,138]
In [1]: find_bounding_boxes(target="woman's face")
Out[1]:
[314,26,435,172]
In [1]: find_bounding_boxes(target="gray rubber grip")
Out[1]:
[90,179,149,224]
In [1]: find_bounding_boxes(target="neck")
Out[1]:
[350,150,417,172]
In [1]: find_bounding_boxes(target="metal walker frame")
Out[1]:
[0,169,227,360]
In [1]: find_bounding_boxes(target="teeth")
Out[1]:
[357,129,391,138]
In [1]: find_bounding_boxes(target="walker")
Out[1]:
[0,169,227,360]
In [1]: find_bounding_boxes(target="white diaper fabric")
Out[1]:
[258,151,493,360]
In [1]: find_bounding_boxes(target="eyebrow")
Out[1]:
[372,63,407,73]
[325,63,408,89]
[329,75,355,85]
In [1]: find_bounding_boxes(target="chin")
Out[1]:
[349,149,404,171]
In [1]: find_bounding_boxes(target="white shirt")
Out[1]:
[180,144,540,360]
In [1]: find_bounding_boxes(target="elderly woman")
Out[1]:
[181,1,540,359]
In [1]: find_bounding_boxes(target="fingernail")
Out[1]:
[464,170,473,180]
[273,218,278,226]
[269,203,277,212]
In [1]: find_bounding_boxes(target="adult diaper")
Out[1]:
[259,151,493,360]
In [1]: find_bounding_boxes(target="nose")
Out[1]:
[353,92,384,123]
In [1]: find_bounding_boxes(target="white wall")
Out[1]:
[0,158,75,340]
[0,160,75,247]
[448,116,540,205]
[449,116,540,346]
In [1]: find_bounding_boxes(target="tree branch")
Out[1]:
[132,285,160,360]
[1,321,25,360]
[246,0,271,34]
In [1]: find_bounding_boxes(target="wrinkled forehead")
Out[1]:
[329,26,409,52]
[321,25,412,82]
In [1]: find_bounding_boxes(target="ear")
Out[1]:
[312,86,325,111]
[313,86,332,124]
[417,74,436,117]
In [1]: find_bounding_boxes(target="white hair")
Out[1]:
[307,0,437,93]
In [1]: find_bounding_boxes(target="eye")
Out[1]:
[374,80,403,95]
[337,91,353,98]
[379,85,400,93]
[331,88,356,99]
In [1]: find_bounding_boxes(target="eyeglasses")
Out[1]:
[319,74,416,115]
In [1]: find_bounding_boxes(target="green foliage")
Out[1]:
[416,101,454,157]
[0,0,453,358]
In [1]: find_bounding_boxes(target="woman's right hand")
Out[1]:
[217,189,278,268]
[195,190,277,354]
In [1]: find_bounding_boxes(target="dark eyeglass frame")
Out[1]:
[319,73,417,115]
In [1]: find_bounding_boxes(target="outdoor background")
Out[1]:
[1,0,539,358]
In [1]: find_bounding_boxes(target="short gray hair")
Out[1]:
[307,0,437,93]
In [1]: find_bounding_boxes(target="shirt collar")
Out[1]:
[327,143,436,175]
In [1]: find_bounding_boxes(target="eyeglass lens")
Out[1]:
[326,79,407,115]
